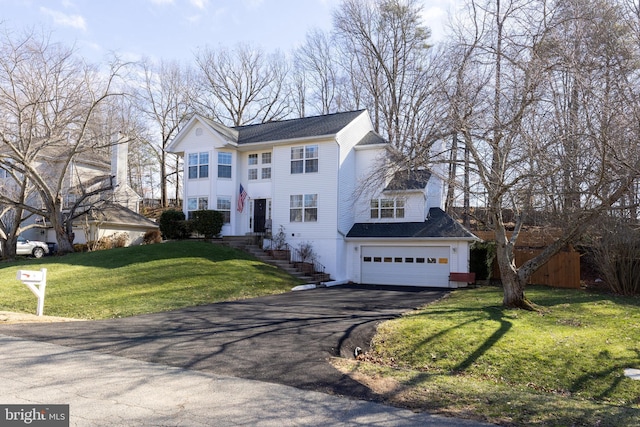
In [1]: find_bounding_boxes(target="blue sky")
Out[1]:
[0,0,455,64]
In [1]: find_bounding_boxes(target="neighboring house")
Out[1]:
[1,135,157,247]
[167,110,477,288]
[72,202,159,246]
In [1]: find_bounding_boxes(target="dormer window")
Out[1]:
[371,198,405,219]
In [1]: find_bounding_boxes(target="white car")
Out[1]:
[16,236,49,258]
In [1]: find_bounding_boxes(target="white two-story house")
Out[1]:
[167,110,477,288]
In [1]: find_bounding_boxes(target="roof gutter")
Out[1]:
[344,236,479,242]
[227,134,336,151]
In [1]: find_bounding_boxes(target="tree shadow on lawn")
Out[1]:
[403,305,512,374]
[524,285,640,308]
[453,306,512,373]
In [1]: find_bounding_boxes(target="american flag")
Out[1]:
[237,184,248,212]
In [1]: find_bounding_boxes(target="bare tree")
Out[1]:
[293,29,341,116]
[194,44,291,126]
[0,172,39,259]
[135,58,194,207]
[333,0,433,149]
[0,29,128,254]
[447,0,640,309]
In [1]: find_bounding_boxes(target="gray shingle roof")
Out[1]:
[75,202,158,228]
[357,131,387,146]
[233,110,367,144]
[346,208,477,239]
[384,169,432,191]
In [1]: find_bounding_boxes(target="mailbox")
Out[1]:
[17,270,44,283]
[16,268,47,316]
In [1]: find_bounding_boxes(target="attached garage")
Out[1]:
[346,208,479,288]
[361,246,450,287]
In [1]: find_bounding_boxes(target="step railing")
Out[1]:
[265,240,327,279]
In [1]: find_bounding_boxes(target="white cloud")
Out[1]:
[39,7,87,31]
[243,0,264,10]
[186,14,201,23]
[190,0,209,10]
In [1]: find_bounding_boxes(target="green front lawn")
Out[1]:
[334,286,640,426]
[0,240,303,319]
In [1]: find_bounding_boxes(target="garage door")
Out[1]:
[361,246,450,287]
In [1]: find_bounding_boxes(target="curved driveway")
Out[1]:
[0,285,447,400]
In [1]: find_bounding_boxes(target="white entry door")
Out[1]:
[361,246,450,287]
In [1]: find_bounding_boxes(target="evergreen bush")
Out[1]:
[191,210,224,239]
[159,209,189,240]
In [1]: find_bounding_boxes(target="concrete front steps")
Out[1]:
[221,236,331,285]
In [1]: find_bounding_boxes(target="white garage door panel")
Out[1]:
[361,246,450,287]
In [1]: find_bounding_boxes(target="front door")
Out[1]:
[254,199,266,233]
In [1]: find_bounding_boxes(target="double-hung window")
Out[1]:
[248,154,258,181]
[218,152,232,178]
[217,196,231,224]
[187,197,208,219]
[248,152,272,180]
[290,145,318,174]
[371,198,405,219]
[188,152,209,179]
[261,152,272,179]
[290,194,318,222]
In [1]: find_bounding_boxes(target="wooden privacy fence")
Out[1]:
[475,231,581,289]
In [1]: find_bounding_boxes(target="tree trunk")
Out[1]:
[161,149,168,208]
[496,242,537,310]
[50,204,74,254]
[54,224,74,254]
[1,235,18,259]
[463,136,471,229]
[445,132,458,214]
[493,214,538,310]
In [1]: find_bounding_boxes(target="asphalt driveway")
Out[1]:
[0,284,447,400]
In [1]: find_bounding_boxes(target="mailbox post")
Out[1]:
[16,268,48,316]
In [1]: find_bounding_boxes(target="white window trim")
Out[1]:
[188,152,209,180]
[218,152,232,179]
[187,196,209,219]
[371,198,405,219]
[290,145,318,174]
[217,196,232,224]
[290,193,318,222]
